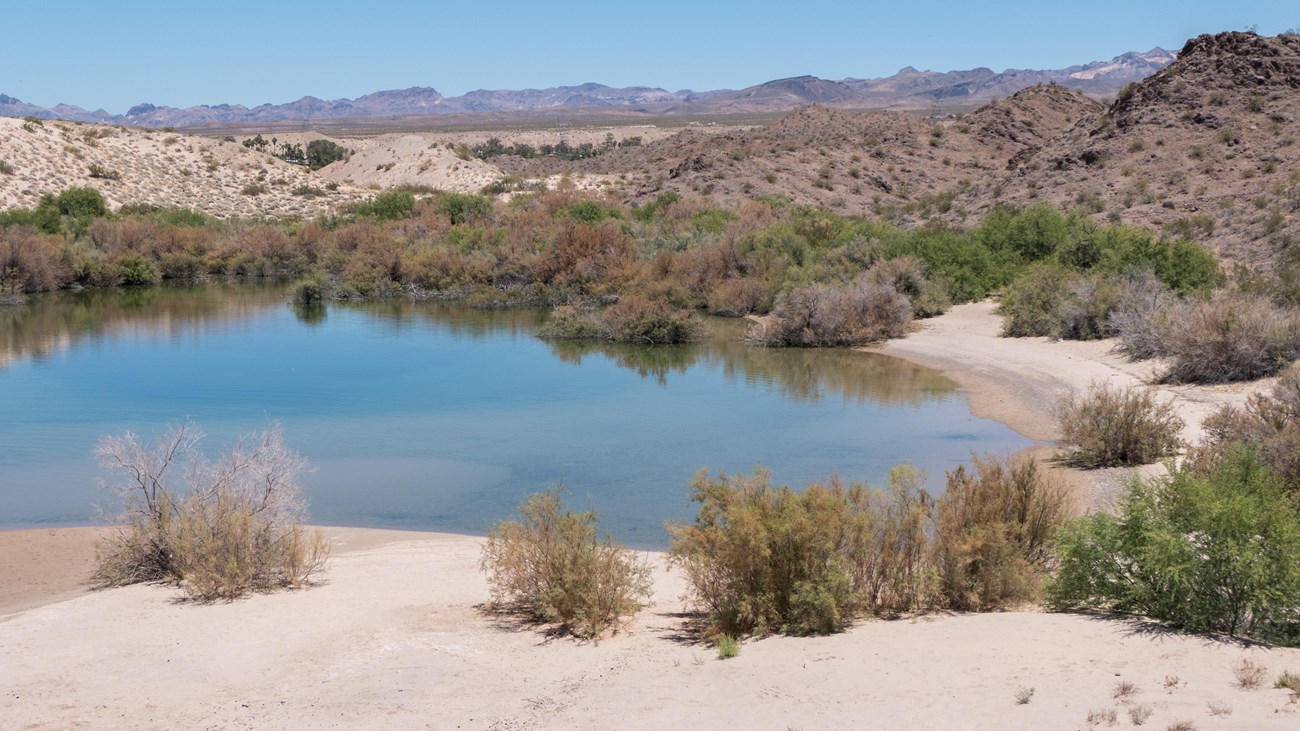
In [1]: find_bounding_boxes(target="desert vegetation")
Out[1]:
[1054,382,1184,467]
[665,455,1070,638]
[92,421,329,600]
[480,488,652,639]
[2,183,1231,350]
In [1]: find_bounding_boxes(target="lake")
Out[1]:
[0,282,1029,547]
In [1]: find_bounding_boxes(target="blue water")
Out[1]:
[0,283,1029,547]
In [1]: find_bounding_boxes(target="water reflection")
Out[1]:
[2,284,957,408]
[0,281,285,367]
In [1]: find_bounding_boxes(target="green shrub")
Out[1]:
[538,296,704,344]
[480,488,652,639]
[116,254,162,286]
[1048,447,1300,644]
[92,421,329,599]
[437,192,494,225]
[932,455,1070,610]
[352,190,415,221]
[1055,382,1184,467]
[999,263,1080,337]
[305,139,348,170]
[667,469,868,637]
[715,634,740,659]
[560,200,621,224]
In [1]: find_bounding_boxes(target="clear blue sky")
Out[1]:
[4,1,1296,112]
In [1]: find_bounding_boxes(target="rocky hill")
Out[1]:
[982,32,1300,267]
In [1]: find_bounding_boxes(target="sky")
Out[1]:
[3,1,1297,113]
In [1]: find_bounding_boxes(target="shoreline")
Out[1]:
[3,301,1272,617]
[4,302,1300,728]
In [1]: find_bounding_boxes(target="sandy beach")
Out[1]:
[3,301,1296,730]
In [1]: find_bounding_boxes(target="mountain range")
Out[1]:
[0,48,1174,128]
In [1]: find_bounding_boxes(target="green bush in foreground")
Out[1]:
[481,488,652,639]
[1049,447,1300,644]
[1054,382,1184,467]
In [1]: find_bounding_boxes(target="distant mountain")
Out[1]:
[0,48,1175,127]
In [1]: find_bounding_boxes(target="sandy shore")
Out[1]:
[877,300,1270,510]
[4,302,1296,729]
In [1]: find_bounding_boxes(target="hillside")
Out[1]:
[0,117,367,217]
[984,31,1300,267]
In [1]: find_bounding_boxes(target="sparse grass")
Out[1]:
[0,159,13,175]
[1234,658,1267,690]
[1205,699,1232,717]
[1015,687,1034,705]
[1055,382,1184,468]
[1113,680,1138,700]
[1275,670,1300,692]
[1086,707,1118,726]
[1129,704,1153,725]
[715,634,740,659]
[1165,721,1196,731]
[1164,675,1182,693]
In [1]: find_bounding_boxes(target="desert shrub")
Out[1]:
[1049,447,1300,644]
[289,275,329,305]
[932,455,1070,610]
[1191,365,1300,488]
[480,488,652,639]
[538,296,704,344]
[436,192,494,225]
[1161,289,1300,383]
[559,200,621,224]
[669,456,1066,636]
[1109,270,1178,360]
[1055,382,1184,467]
[115,253,162,286]
[747,277,911,347]
[706,277,772,316]
[864,256,951,318]
[667,469,869,637]
[0,228,72,293]
[352,190,415,221]
[999,263,1080,337]
[92,421,329,599]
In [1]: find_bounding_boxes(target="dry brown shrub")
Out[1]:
[481,488,651,639]
[1161,290,1300,383]
[1055,382,1184,467]
[707,277,773,316]
[747,277,912,347]
[533,221,635,289]
[92,421,329,600]
[932,455,1070,610]
[1234,657,1267,689]
[0,227,71,293]
[1190,365,1300,488]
